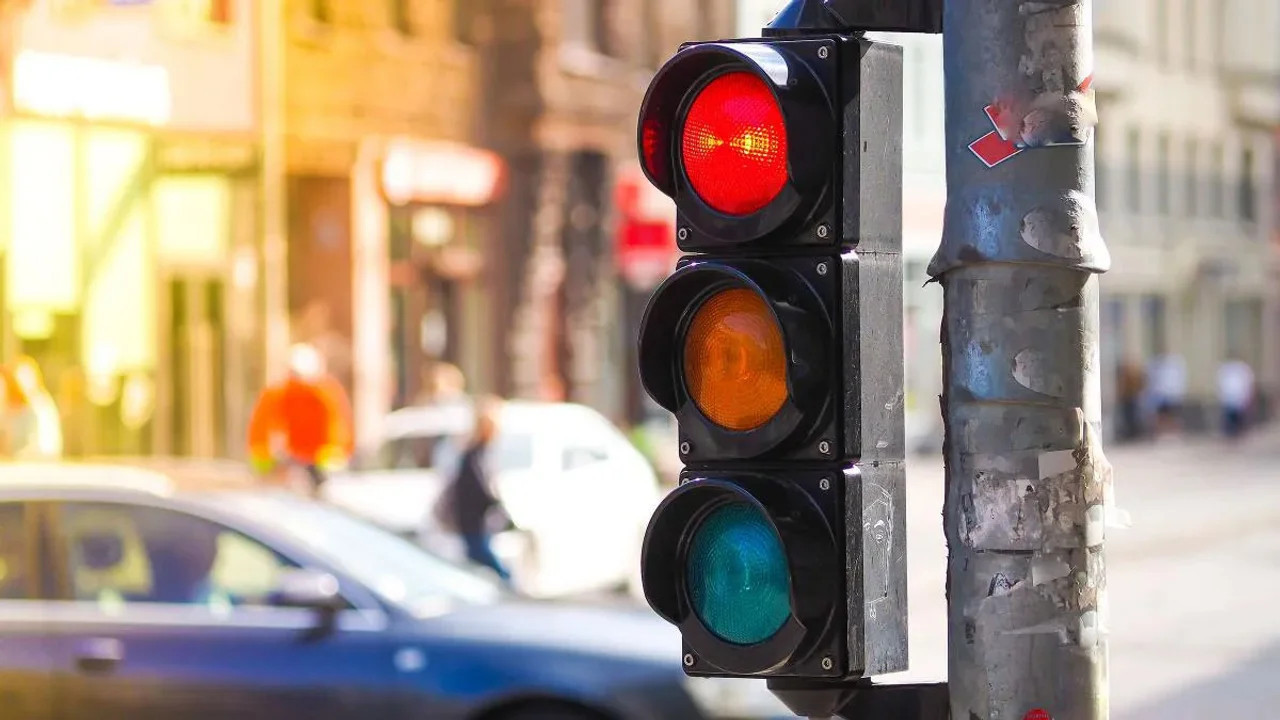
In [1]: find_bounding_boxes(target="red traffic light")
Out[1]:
[636,41,836,247]
[681,72,789,216]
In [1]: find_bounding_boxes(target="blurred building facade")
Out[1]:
[473,0,735,427]
[0,0,261,458]
[278,0,502,441]
[280,0,738,442]
[1094,0,1280,433]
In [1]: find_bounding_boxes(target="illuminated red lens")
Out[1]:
[680,72,788,216]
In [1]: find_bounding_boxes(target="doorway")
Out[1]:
[164,277,227,457]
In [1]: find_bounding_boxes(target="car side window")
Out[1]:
[59,503,300,609]
[377,435,453,470]
[0,503,29,600]
[562,445,609,471]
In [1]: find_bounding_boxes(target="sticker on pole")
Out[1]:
[970,75,1095,168]
[1024,709,1052,720]
[969,128,1022,168]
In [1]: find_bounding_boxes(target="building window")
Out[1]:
[592,0,612,54]
[643,0,662,67]
[1156,133,1170,214]
[1185,138,1198,216]
[1184,0,1197,70]
[1142,295,1167,357]
[1239,147,1256,222]
[695,1,713,39]
[452,0,475,44]
[391,0,412,35]
[562,0,613,55]
[1210,143,1225,218]
[1155,0,1169,67]
[309,0,332,24]
[1126,128,1142,213]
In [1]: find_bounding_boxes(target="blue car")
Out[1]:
[0,460,792,720]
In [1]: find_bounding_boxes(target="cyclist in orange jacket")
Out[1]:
[247,344,353,494]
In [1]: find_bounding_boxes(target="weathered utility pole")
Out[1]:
[931,1,1112,719]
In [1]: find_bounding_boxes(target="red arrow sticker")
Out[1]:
[970,75,1094,167]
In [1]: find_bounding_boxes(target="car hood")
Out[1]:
[417,600,682,667]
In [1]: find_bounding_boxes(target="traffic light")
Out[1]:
[635,30,907,685]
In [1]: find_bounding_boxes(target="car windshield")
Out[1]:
[371,431,534,474]
[215,493,505,613]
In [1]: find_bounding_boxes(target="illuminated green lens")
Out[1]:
[685,502,790,645]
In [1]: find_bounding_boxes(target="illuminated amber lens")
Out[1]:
[683,288,788,431]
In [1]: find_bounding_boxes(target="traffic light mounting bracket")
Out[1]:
[764,0,944,36]
[768,677,950,719]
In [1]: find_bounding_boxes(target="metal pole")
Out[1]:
[932,1,1111,719]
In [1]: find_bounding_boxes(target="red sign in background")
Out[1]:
[615,167,677,290]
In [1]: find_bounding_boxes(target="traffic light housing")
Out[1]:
[635,32,907,683]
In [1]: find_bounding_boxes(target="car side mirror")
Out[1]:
[273,568,345,610]
[271,569,346,639]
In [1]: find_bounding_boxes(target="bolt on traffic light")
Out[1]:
[635,33,907,683]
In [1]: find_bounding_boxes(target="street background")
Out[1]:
[0,0,1276,719]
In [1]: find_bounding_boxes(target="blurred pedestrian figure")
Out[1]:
[1117,358,1147,441]
[1217,357,1255,441]
[294,301,353,390]
[414,362,467,406]
[247,344,354,496]
[447,396,512,584]
[1148,353,1187,437]
[55,367,90,458]
[3,356,63,460]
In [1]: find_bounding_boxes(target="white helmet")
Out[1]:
[287,343,325,380]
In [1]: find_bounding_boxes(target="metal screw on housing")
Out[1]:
[816,262,829,276]
[819,477,831,491]
[816,223,830,239]
[679,441,691,455]
[684,653,696,667]
[818,440,832,455]
[678,227,690,241]
[821,657,834,671]
[818,46,830,59]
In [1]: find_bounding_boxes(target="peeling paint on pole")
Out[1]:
[935,0,1111,718]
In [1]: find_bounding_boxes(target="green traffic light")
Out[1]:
[686,501,791,645]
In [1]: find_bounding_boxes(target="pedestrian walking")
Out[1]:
[247,343,354,496]
[444,396,513,584]
[2,356,63,460]
[1117,358,1147,441]
[1148,353,1187,437]
[413,362,467,406]
[1217,357,1255,441]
